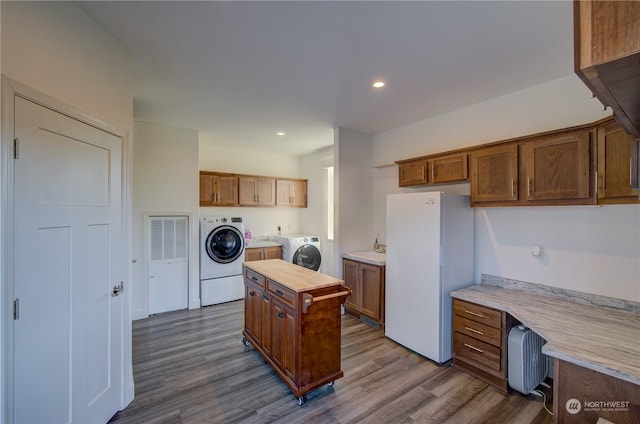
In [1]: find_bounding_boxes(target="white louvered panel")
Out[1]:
[150,218,164,261]
[163,219,175,260]
[175,217,187,260]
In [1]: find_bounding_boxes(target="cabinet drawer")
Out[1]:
[453,315,502,347]
[453,332,501,372]
[453,299,502,329]
[267,280,296,307]
[245,268,265,288]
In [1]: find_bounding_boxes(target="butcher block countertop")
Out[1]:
[451,284,640,385]
[243,259,344,292]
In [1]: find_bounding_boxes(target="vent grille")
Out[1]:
[150,216,188,262]
[508,326,547,394]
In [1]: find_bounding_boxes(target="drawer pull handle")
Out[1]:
[276,289,283,296]
[251,276,258,281]
[464,310,484,318]
[464,326,484,335]
[262,294,269,300]
[464,343,484,353]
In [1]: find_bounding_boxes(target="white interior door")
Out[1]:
[13,96,123,423]
[148,216,189,314]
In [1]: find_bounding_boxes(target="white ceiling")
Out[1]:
[77,1,575,157]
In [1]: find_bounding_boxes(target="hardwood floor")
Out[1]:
[109,301,554,424]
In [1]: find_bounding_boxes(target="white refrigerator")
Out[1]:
[385,192,474,363]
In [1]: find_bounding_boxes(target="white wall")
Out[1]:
[132,121,200,319]
[372,74,640,301]
[0,1,135,417]
[335,128,374,278]
[199,135,302,238]
[300,146,335,275]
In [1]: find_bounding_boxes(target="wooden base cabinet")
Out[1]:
[452,299,517,393]
[245,246,282,262]
[342,259,385,329]
[242,261,350,405]
[554,359,640,424]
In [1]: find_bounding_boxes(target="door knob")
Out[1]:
[112,281,125,297]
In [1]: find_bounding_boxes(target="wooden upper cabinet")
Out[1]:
[574,0,640,137]
[430,153,468,184]
[470,144,519,205]
[276,179,307,207]
[523,130,592,202]
[200,172,238,206]
[398,159,428,186]
[239,176,276,206]
[597,121,640,203]
[398,153,468,187]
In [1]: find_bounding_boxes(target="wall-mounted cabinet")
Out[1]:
[199,172,239,206]
[470,144,519,204]
[200,171,307,208]
[239,176,276,206]
[276,179,307,207]
[574,0,640,138]
[398,152,468,187]
[471,129,595,207]
[597,121,640,204]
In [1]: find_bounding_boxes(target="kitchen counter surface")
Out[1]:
[244,259,343,292]
[342,251,386,266]
[245,240,282,248]
[451,284,640,385]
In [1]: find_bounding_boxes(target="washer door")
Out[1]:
[205,225,244,263]
[292,244,321,271]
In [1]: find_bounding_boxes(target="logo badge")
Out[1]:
[566,398,582,414]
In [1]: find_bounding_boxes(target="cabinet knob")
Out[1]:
[278,312,285,319]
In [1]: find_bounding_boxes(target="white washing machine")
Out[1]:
[200,216,245,306]
[271,234,322,271]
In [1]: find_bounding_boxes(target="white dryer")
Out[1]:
[271,235,322,271]
[200,216,245,306]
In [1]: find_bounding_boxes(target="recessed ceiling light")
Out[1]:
[276,131,286,136]
[372,80,385,88]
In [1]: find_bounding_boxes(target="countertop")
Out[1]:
[245,240,282,248]
[451,284,640,385]
[243,259,344,292]
[342,251,386,266]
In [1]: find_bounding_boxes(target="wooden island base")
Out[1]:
[242,259,350,405]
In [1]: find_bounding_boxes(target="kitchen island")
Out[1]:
[242,259,350,405]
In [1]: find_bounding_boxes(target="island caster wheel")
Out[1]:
[297,395,307,406]
[241,337,249,346]
[327,381,335,387]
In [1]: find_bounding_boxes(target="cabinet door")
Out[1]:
[342,260,359,310]
[260,292,272,356]
[245,283,262,345]
[257,178,277,206]
[398,160,428,186]
[429,153,468,184]
[470,144,518,204]
[216,175,239,205]
[598,122,639,202]
[360,264,382,321]
[271,301,296,380]
[524,131,591,201]
[199,173,215,206]
[244,248,264,262]
[240,177,276,206]
[277,179,307,207]
[263,246,282,260]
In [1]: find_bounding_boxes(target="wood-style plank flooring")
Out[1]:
[109,301,554,424]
